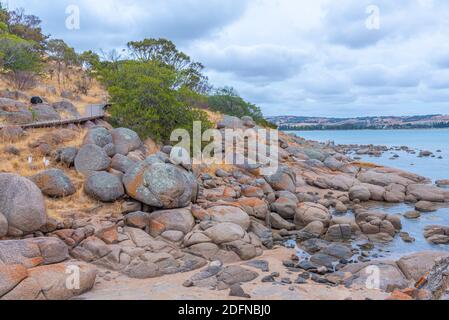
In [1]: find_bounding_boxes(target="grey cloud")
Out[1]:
[196,44,306,83]
[9,0,249,51]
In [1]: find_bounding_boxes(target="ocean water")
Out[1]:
[289,129,449,258]
[290,128,449,182]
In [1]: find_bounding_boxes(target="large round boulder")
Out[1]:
[349,185,371,202]
[0,174,47,234]
[30,169,76,198]
[84,171,124,202]
[82,127,112,148]
[207,205,251,230]
[264,166,296,193]
[147,207,195,237]
[111,128,142,155]
[204,222,246,244]
[111,154,136,173]
[123,160,198,209]
[74,144,111,176]
[294,202,331,229]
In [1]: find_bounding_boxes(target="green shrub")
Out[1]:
[103,60,212,143]
[208,87,276,128]
[0,34,42,89]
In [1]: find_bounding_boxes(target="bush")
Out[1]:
[0,34,41,89]
[103,60,212,143]
[208,87,277,128]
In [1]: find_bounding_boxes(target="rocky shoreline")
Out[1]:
[1,108,449,300]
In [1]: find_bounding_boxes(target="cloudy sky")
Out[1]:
[5,0,449,117]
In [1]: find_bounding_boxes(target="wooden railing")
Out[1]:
[0,104,107,129]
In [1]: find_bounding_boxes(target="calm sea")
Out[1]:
[290,128,449,182]
[289,128,449,258]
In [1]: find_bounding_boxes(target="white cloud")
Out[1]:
[6,0,449,117]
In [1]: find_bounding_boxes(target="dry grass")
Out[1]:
[0,126,123,222]
[0,64,107,116]
[204,109,223,126]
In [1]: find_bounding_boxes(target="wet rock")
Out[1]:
[325,224,352,241]
[30,169,76,198]
[0,174,47,235]
[84,171,124,202]
[123,160,198,209]
[436,179,449,188]
[419,150,433,157]
[408,184,449,202]
[404,211,421,219]
[400,232,415,243]
[335,201,348,214]
[424,225,449,244]
[355,211,401,237]
[75,144,111,176]
[415,201,438,212]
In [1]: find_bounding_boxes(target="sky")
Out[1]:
[4,0,449,118]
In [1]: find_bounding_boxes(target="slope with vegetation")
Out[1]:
[0,4,274,143]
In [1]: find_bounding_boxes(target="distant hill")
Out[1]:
[268,114,449,130]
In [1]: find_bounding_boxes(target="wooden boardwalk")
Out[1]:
[0,104,107,129]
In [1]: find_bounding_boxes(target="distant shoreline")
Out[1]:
[282,126,449,132]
